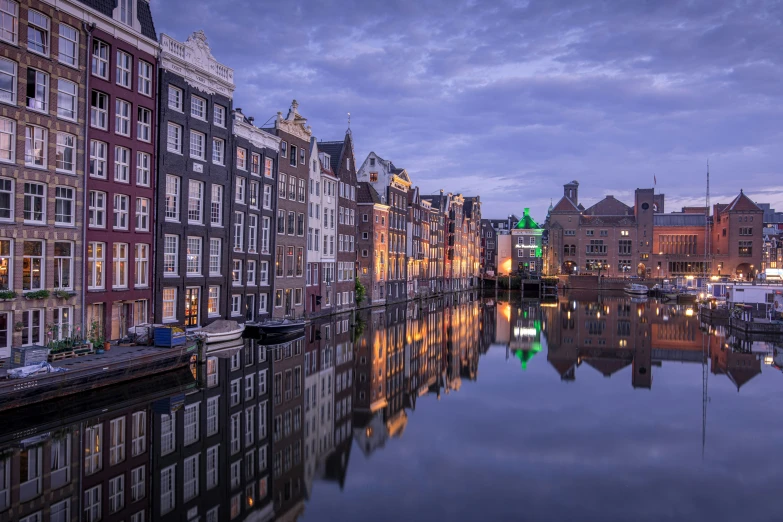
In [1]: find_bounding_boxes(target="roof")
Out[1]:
[318,141,344,173]
[584,358,631,377]
[723,190,762,213]
[357,182,384,205]
[654,214,708,227]
[551,196,580,213]
[74,0,157,40]
[514,210,541,230]
[583,195,633,216]
[579,215,636,226]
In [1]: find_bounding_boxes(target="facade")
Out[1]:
[406,186,427,298]
[154,31,234,327]
[480,219,497,275]
[230,110,279,323]
[0,0,91,357]
[305,139,322,316]
[357,182,389,305]
[318,131,358,313]
[268,101,310,319]
[462,196,482,288]
[357,152,410,303]
[509,209,543,276]
[83,0,158,341]
[428,203,445,292]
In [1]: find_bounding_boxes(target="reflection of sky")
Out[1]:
[304,333,783,522]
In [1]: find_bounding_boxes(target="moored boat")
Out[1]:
[624,283,649,296]
[252,318,306,336]
[198,319,245,344]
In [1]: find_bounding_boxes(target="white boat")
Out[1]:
[624,283,649,296]
[199,320,245,344]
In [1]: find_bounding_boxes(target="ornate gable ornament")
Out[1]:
[276,100,313,141]
[232,112,280,151]
[160,31,235,98]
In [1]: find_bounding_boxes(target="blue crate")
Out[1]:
[154,327,186,347]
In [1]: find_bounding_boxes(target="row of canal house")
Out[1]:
[0,0,485,363]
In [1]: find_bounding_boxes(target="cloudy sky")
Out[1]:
[152,0,783,221]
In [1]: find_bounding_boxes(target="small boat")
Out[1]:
[199,320,245,344]
[624,283,649,296]
[253,319,306,336]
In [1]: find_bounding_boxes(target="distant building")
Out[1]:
[510,209,544,276]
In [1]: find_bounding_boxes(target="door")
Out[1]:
[284,288,292,317]
[245,294,255,322]
[185,287,200,327]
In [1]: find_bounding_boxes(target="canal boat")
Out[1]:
[624,283,649,296]
[199,319,245,344]
[249,318,306,336]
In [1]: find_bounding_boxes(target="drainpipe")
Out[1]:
[81,23,96,335]
[151,49,162,324]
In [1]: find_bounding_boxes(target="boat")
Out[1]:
[624,283,649,296]
[199,319,245,344]
[252,319,306,336]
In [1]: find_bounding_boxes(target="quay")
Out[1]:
[0,343,198,413]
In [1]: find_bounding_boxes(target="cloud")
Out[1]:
[152,0,783,221]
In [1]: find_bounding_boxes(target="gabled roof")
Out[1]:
[357,182,384,205]
[551,196,580,213]
[722,190,762,213]
[318,141,344,173]
[584,358,631,377]
[76,0,157,40]
[548,357,577,378]
[514,210,541,230]
[583,195,633,216]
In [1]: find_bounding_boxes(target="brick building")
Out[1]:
[356,181,389,306]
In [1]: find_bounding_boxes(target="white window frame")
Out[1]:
[136,151,150,186]
[137,60,152,96]
[190,130,205,160]
[163,235,178,276]
[168,85,182,110]
[113,194,129,230]
[56,79,77,121]
[137,106,151,142]
[24,125,47,168]
[135,197,149,231]
[191,95,206,120]
[134,243,149,287]
[90,90,108,129]
[209,238,221,275]
[54,186,75,226]
[116,49,132,88]
[167,122,182,154]
[92,40,109,79]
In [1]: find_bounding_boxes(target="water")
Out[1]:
[1,292,782,522]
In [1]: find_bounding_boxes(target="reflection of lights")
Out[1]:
[764,356,774,365]
[637,309,642,317]
[686,276,694,280]
[619,339,627,347]
[685,308,694,317]
[513,327,537,337]
[567,311,571,320]
[656,307,660,316]
[597,312,601,319]
[366,427,373,437]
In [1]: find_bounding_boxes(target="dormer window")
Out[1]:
[370,157,375,167]
[322,154,330,167]
[118,0,134,26]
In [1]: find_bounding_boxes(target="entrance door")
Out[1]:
[284,288,292,317]
[185,287,200,327]
[245,294,255,322]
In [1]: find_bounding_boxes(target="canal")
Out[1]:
[1,292,782,522]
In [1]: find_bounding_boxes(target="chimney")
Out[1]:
[235,108,242,114]
[248,117,254,124]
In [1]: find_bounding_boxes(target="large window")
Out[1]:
[54,186,74,225]
[168,85,182,110]
[89,191,106,227]
[27,10,49,55]
[53,241,73,290]
[115,99,131,135]
[183,454,199,501]
[136,152,150,186]
[0,1,18,45]
[134,244,149,287]
[113,194,129,230]
[212,137,224,164]
[190,130,205,160]
[21,308,42,345]
[109,416,125,465]
[739,241,753,257]
[137,60,152,96]
[191,96,206,120]
[234,212,244,251]
[116,49,131,87]
[131,411,146,456]
[186,237,202,275]
[137,107,151,141]
[135,197,149,231]
[184,403,200,446]
[55,133,75,173]
[248,214,258,253]
[209,238,221,275]
[22,240,43,291]
[24,125,47,168]
[208,286,220,316]
[87,242,104,289]
[84,484,101,521]
[0,238,11,290]
[27,67,49,112]
[0,58,16,104]
[214,104,225,126]
[0,118,13,162]
[162,288,176,321]
[23,182,45,223]
[211,185,223,225]
[57,79,77,120]
[167,122,182,153]
[188,180,204,223]
[261,216,270,253]
[165,175,180,221]
[92,40,109,79]
[113,243,128,289]
[160,465,175,515]
[235,177,246,203]
[90,90,108,129]
[163,235,178,275]
[90,140,107,178]
[58,23,78,66]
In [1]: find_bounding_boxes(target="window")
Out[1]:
[163,235,178,275]
[301,147,306,165]
[232,259,242,285]
[182,454,199,502]
[0,118,13,163]
[113,194,129,229]
[250,152,261,175]
[237,147,247,170]
[259,260,269,285]
[54,133,76,174]
[109,416,126,465]
[84,424,103,475]
[88,191,106,227]
[24,125,47,168]
[134,244,149,287]
[92,39,110,79]
[115,99,131,135]
[297,213,305,236]
[211,185,223,225]
[213,137,225,164]
[288,211,295,235]
[116,50,131,87]
[209,238,221,275]
[130,411,146,456]
[189,130,205,160]
[168,84,182,109]
[160,465,175,515]
[87,242,105,289]
[91,90,108,129]
[0,59,15,107]
[55,187,75,225]
[21,308,42,345]
[739,241,753,257]
[214,104,226,126]
[191,95,206,119]
[288,176,296,201]
[259,292,268,313]
[231,294,241,316]
[248,214,258,253]
[234,211,244,251]
[137,107,151,141]
[23,182,45,222]
[184,403,199,446]
[165,175,180,221]
[51,500,69,522]
[84,485,101,522]
[162,288,176,320]
[113,146,130,183]
[206,395,220,435]
[113,243,128,288]
[57,80,77,120]
[208,286,220,316]
[108,474,124,513]
[235,177,246,204]
[290,144,297,166]
[90,140,107,178]
[0,0,17,45]
[298,178,305,202]
[137,60,152,96]
[0,239,12,290]
[135,197,149,231]
[265,157,274,178]
[135,152,151,186]
[22,240,44,292]
[249,181,259,208]
[187,237,202,275]
[230,412,241,453]
[263,185,272,210]
[188,180,204,223]
[51,242,74,291]
[261,216,270,253]
[167,122,182,153]
[131,465,145,502]
[27,10,49,55]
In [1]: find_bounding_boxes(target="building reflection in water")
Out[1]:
[0,292,770,521]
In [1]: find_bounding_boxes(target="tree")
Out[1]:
[355,279,367,306]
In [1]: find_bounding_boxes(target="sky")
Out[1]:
[151,0,783,221]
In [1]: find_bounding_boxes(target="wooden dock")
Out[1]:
[0,343,198,412]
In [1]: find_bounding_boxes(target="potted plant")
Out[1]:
[24,289,50,300]
[89,321,106,354]
[0,290,16,301]
[53,289,75,299]
[14,321,23,332]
